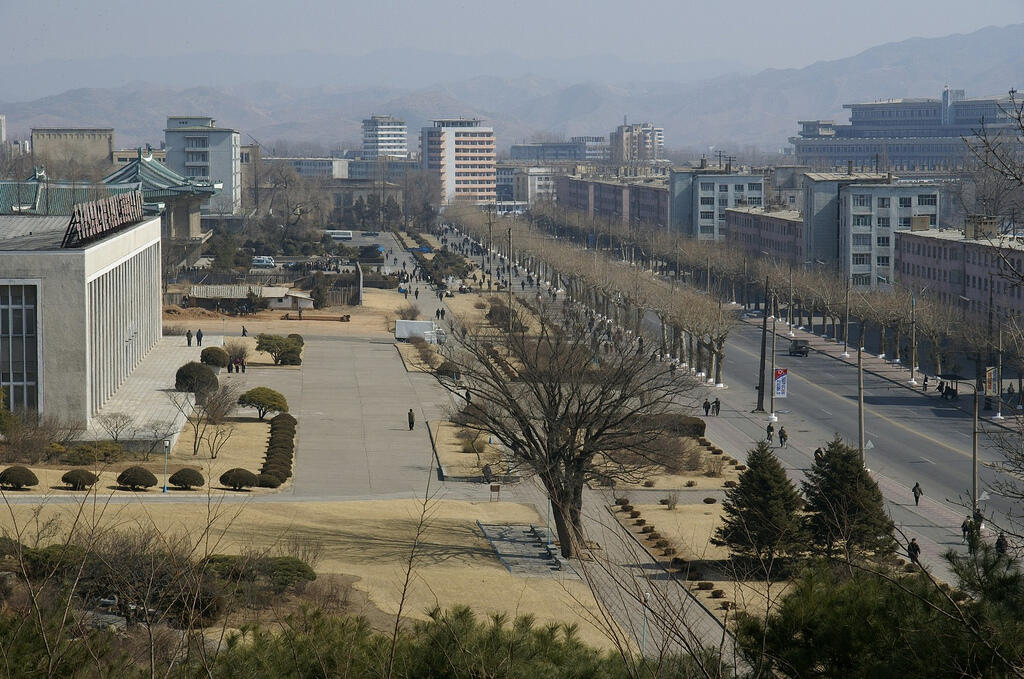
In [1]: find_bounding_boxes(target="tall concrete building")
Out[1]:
[420,118,496,204]
[610,122,664,164]
[30,127,114,169]
[0,192,161,423]
[0,115,6,144]
[791,87,1017,171]
[668,169,765,240]
[362,115,408,160]
[164,116,241,217]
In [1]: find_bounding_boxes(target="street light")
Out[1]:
[162,439,170,493]
[640,591,651,656]
[769,294,779,422]
[841,279,851,358]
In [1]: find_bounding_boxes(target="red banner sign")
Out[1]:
[62,192,145,247]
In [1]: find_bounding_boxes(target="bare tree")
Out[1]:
[138,420,180,462]
[204,424,235,460]
[436,301,699,558]
[95,412,134,442]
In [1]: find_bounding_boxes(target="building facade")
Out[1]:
[0,192,161,423]
[668,169,765,240]
[609,122,664,164]
[31,128,114,169]
[896,228,1024,316]
[791,87,1016,171]
[264,157,349,179]
[164,116,241,216]
[571,136,610,162]
[801,171,890,265]
[420,118,495,203]
[838,182,940,288]
[362,115,408,160]
[513,167,556,205]
[725,207,804,263]
[555,175,669,227]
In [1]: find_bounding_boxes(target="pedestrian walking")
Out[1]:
[408,408,415,431]
[196,329,203,346]
[907,538,921,564]
[912,482,923,506]
[435,309,441,320]
[241,326,248,337]
[414,289,419,299]
[813,447,824,463]
[766,422,775,444]
[404,289,409,299]
[186,329,193,347]
[712,398,721,416]
[240,358,246,373]
[440,308,446,320]
[703,399,711,416]
[778,426,788,448]
[961,517,971,544]
[996,532,1008,556]
[922,375,928,392]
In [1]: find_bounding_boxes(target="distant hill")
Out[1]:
[1,24,1021,151]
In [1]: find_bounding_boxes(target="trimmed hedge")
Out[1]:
[0,465,39,490]
[175,362,218,395]
[169,468,205,490]
[220,468,258,491]
[257,473,283,488]
[61,469,99,491]
[117,466,157,491]
[200,346,230,368]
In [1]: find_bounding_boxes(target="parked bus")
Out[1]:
[252,256,276,268]
[324,230,354,241]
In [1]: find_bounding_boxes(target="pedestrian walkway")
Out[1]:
[85,334,226,442]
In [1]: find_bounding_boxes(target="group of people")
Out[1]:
[935,379,960,400]
[701,398,722,417]
[765,422,788,447]
[185,329,204,347]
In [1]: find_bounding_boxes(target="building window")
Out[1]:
[0,285,39,412]
[853,215,872,227]
[852,274,871,286]
[747,183,762,192]
[929,214,937,226]
[852,194,871,208]
[699,211,715,220]
[852,254,871,265]
[700,182,715,191]
[877,197,890,208]
[734,184,744,192]
[877,216,890,229]
[700,197,715,206]
[876,256,890,267]
[899,197,912,208]
[853,234,871,247]
[876,236,890,247]
[718,184,728,192]
[918,194,937,206]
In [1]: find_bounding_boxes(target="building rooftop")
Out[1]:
[0,176,138,216]
[803,172,890,182]
[725,206,802,222]
[102,151,218,202]
[900,228,1024,250]
[0,215,73,250]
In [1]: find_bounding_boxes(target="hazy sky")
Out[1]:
[6,0,1024,69]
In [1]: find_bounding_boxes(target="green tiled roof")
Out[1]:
[0,180,137,216]
[102,151,218,201]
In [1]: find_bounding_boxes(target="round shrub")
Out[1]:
[728,459,738,466]
[629,510,641,518]
[169,468,205,490]
[710,449,723,455]
[634,519,646,526]
[710,589,724,598]
[278,348,302,365]
[61,469,98,491]
[685,480,697,487]
[619,504,633,513]
[117,466,157,491]
[175,362,218,395]
[643,480,655,488]
[614,497,630,506]
[0,465,39,490]
[286,333,304,347]
[200,346,230,368]
[646,532,662,541]
[671,557,689,569]
[257,473,283,488]
[663,547,676,556]
[736,465,747,471]
[721,601,736,610]
[703,497,718,504]
[724,480,737,488]
[655,539,669,548]
[641,525,655,534]
[271,413,297,426]
[261,464,292,480]
[220,468,258,491]
[697,582,714,590]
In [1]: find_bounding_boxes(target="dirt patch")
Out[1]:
[0,499,613,649]
[430,421,505,478]
[630,503,729,562]
[395,342,438,372]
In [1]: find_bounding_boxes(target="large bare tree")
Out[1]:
[436,299,699,558]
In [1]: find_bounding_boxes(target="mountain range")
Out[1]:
[1,23,1022,152]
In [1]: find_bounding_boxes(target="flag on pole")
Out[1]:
[774,368,788,398]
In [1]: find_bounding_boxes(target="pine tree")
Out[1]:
[713,440,804,562]
[802,435,895,557]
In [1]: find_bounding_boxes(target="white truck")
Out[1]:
[395,320,438,343]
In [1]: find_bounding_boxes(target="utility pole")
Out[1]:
[907,295,918,385]
[858,346,865,465]
[487,207,494,293]
[972,385,979,514]
[841,279,851,358]
[755,276,770,413]
[508,227,513,333]
[705,255,711,294]
[787,263,795,337]
[769,300,778,422]
[994,316,1004,420]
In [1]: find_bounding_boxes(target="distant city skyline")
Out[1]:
[4,0,1023,73]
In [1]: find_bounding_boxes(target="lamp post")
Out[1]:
[907,294,917,384]
[769,296,779,422]
[858,346,865,465]
[994,316,1004,420]
[162,439,170,493]
[788,263,795,337]
[841,279,851,358]
[640,591,651,656]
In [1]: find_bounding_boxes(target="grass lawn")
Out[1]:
[0,498,615,648]
[429,421,505,478]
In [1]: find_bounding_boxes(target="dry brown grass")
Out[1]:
[430,421,504,477]
[395,342,438,372]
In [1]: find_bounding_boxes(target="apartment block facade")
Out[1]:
[839,183,939,288]
[668,169,765,240]
[163,116,241,216]
[512,167,556,205]
[420,118,495,204]
[725,207,804,263]
[362,115,408,160]
[609,122,664,164]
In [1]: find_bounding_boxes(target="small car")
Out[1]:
[788,339,810,357]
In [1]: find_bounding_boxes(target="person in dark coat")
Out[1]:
[907,538,921,564]
[241,326,248,337]
[996,532,1008,556]
[703,399,711,416]
[912,482,923,506]
[186,329,193,347]
[196,329,203,346]
[712,398,721,416]
[408,408,415,431]
[765,422,775,444]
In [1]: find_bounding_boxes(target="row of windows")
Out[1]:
[851,234,890,248]
[852,254,890,267]
[698,182,763,192]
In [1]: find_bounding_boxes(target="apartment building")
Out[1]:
[802,171,890,265]
[555,175,669,227]
[31,127,114,168]
[725,206,804,263]
[513,167,556,205]
[362,115,408,160]
[668,169,765,240]
[264,157,349,179]
[839,182,940,288]
[509,136,609,163]
[609,122,664,163]
[895,220,1024,315]
[420,118,495,204]
[164,116,241,216]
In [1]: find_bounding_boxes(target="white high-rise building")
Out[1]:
[164,116,241,217]
[420,118,495,204]
[362,115,408,160]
